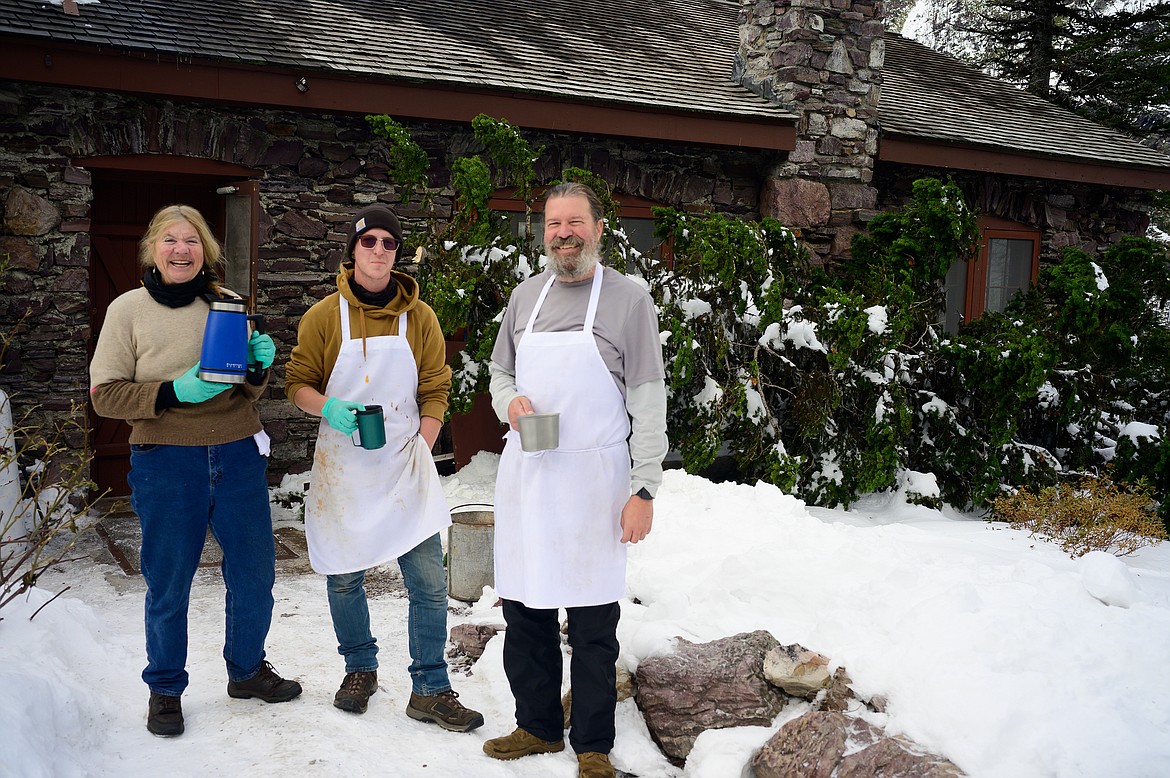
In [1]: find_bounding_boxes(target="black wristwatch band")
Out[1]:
[636,487,653,501]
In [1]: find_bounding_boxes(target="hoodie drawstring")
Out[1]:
[359,307,368,361]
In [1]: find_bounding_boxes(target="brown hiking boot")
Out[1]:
[226,660,303,703]
[146,692,184,737]
[577,752,616,778]
[482,727,565,760]
[405,689,485,732]
[333,670,378,714]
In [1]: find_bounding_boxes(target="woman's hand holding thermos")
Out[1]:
[248,331,276,369]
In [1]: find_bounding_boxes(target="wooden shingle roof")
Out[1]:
[880,34,1170,169]
[0,0,792,120]
[2,0,1168,178]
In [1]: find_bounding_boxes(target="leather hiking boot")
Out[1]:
[405,689,485,732]
[147,692,184,737]
[482,727,565,760]
[333,670,378,714]
[226,661,303,703]
[578,752,616,778]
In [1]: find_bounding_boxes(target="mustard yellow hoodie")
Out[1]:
[284,263,451,422]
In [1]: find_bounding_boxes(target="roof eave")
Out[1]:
[880,133,1170,191]
[0,37,796,152]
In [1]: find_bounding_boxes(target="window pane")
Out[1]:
[502,211,660,260]
[505,212,539,247]
[222,188,255,298]
[984,238,1034,313]
[1006,240,1033,289]
[942,259,968,334]
[986,239,1008,289]
[985,286,1007,313]
[614,218,656,261]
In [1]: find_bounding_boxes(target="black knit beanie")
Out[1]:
[345,204,403,258]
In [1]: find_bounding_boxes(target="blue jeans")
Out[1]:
[129,437,275,696]
[326,532,451,695]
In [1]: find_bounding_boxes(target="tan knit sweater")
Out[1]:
[89,287,266,445]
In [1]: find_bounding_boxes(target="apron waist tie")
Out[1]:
[522,439,627,455]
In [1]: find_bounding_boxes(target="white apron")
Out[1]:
[494,269,631,608]
[305,296,451,575]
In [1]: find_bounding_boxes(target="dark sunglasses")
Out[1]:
[358,235,399,251]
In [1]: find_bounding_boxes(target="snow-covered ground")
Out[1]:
[3,453,1169,777]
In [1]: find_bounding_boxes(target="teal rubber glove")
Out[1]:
[173,364,233,404]
[247,331,276,369]
[321,397,364,434]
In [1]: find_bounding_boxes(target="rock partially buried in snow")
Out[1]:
[763,643,832,698]
[1078,550,1141,608]
[751,711,965,778]
[448,622,502,659]
[635,630,787,764]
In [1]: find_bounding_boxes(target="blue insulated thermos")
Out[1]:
[198,299,264,384]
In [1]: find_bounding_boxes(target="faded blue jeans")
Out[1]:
[326,532,451,695]
[129,437,276,696]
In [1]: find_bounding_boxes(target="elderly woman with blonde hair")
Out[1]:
[90,204,300,737]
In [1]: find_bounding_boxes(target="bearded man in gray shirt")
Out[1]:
[482,182,668,778]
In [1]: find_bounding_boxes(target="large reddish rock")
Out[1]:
[635,630,786,764]
[0,236,38,270]
[752,711,965,778]
[762,177,831,228]
[448,623,501,660]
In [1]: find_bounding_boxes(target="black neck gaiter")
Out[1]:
[349,277,396,307]
[142,267,218,308]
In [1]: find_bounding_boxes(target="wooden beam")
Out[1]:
[880,134,1170,191]
[76,154,260,178]
[0,39,795,152]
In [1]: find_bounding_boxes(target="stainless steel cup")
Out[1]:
[518,412,559,452]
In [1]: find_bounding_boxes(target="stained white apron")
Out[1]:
[305,296,451,575]
[494,269,631,608]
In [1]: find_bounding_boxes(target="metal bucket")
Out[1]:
[448,507,494,602]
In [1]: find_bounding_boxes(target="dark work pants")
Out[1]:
[502,598,621,755]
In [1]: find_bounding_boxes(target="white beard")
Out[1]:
[551,246,601,281]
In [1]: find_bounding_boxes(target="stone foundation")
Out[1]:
[0,81,768,482]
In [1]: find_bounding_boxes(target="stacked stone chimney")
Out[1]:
[735,0,885,261]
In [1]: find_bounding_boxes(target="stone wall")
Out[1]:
[0,81,770,483]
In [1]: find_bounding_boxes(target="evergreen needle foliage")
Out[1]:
[363,114,1169,527]
[978,0,1170,137]
[648,177,1168,518]
[366,115,431,204]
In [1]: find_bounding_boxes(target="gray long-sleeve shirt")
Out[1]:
[489,266,668,496]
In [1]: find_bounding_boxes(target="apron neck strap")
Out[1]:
[339,297,408,361]
[583,267,603,332]
[340,296,409,339]
[525,268,605,335]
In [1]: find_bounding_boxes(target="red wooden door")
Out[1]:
[88,178,221,495]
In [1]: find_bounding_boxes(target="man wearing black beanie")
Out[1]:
[285,203,483,731]
[343,204,404,260]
